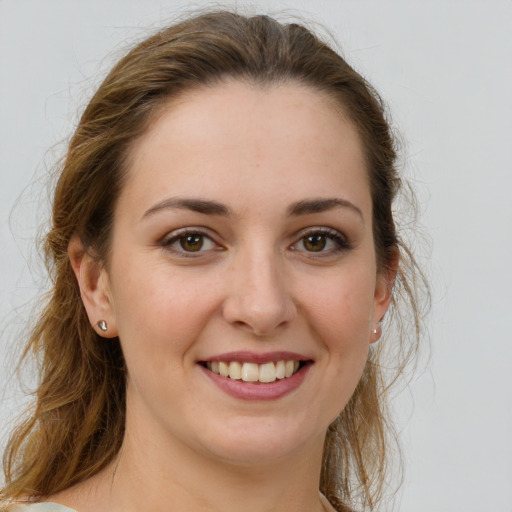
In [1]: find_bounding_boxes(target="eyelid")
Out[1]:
[159,227,222,256]
[290,226,351,254]
[157,225,350,258]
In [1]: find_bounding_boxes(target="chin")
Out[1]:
[195,415,325,467]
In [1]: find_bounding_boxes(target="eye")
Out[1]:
[178,233,208,252]
[292,228,350,255]
[302,233,330,252]
[161,229,218,255]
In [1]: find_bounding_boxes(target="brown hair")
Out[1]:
[1,10,428,512]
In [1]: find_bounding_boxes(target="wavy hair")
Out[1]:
[1,10,429,512]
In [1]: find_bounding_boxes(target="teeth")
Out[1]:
[219,361,229,377]
[241,362,259,382]
[259,362,276,383]
[285,360,295,378]
[228,361,242,380]
[275,360,285,379]
[206,359,302,382]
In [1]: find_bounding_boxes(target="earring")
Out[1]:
[97,320,108,332]
[372,323,382,340]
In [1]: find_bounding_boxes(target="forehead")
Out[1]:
[120,80,370,217]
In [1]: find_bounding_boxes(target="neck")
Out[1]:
[113,427,326,512]
[54,418,329,512]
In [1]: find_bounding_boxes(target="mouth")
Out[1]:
[200,359,310,384]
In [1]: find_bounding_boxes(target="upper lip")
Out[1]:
[199,351,312,364]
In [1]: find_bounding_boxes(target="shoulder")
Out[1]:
[6,503,78,512]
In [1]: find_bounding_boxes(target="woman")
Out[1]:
[1,10,427,512]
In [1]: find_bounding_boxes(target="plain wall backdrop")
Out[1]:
[1,1,511,511]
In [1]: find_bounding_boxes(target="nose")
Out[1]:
[222,249,297,337]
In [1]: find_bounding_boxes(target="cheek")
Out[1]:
[110,259,220,360]
[305,271,375,416]
[303,268,376,342]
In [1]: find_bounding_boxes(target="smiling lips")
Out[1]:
[206,360,300,383]
[200,352,312,400]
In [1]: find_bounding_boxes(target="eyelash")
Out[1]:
[159,227,351,257]
[291,227,351,256]
[160,228,220,258]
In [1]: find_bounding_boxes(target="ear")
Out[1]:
[68,236,118,338]
[370,246,399,344]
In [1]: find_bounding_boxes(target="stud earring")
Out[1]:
[97,320,108,332]
[372,323,382,339]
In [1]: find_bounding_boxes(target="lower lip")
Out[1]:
[199,363,312,401]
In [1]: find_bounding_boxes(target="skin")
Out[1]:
[64,80,394,512]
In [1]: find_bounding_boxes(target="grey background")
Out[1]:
[1,1,511,510]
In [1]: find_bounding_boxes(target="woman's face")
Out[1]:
[95,81,392,466]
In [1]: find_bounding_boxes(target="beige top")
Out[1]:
[8,504,77,512]
[9,494,336,512]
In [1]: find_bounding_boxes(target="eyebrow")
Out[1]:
[141,196,363,221]
[142,197,232,219]
[287,198,364,221]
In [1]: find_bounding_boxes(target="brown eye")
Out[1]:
[292,228,350,255]
[303,234,327,252]
[179,234,204,252]
[162,230,217,255]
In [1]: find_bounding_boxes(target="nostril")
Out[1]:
[221,277,297,336]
